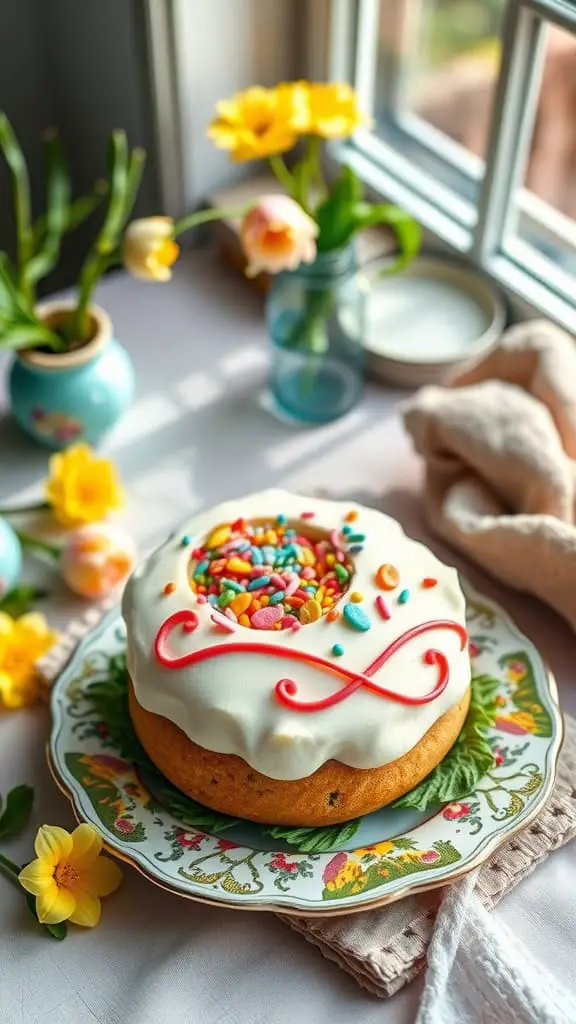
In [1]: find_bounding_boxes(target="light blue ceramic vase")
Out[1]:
[0,517,22,599]
[8,303,134,450]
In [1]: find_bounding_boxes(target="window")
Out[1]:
[330,0,576,330]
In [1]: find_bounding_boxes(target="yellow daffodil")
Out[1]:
[122,217,180,282]
[0,612,58,710]
[45,443,124,529]
[208,83,308,162]
[19,823,122,927]
[304,81,369,139]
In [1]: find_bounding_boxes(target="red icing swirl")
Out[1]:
[154,610,467,713]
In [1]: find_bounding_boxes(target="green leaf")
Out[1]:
[119,147,146,230]
[0,322,63,352]
[153,785,240,834]
[97,130,129,254]
[351,203,422,273]
[0,252,34,321]
[315,164,362,251]
[0,113,33,280]
[26,130,70,285]
[0,785,34,840]
[24,892,68,940]
[33,182,109,247]
[392,673,500,811]
[0,585,48,617]
[265,819,360,853]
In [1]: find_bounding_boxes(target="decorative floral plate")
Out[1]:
[49,585,563,915]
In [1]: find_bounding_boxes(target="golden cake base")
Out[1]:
[129,682,471,827]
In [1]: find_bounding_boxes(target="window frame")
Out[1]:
[329,0,576,331]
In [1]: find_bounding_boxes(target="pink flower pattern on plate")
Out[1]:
[115,818,135,833]
[442,802,471,821]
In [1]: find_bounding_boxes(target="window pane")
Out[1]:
[375,0,505,198]
[505,24,576,290]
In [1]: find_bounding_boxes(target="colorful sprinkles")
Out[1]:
[375,595,391,620]
[376,563,400,591]
[188,515,356,630]
[343,603,371,632]
[168,505,444,638]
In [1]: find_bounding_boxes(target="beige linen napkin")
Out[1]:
[403,319,576,631]
[39,605,575,1000]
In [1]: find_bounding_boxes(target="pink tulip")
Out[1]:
[240,194,318,277]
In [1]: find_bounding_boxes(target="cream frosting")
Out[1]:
[122,490,470,780]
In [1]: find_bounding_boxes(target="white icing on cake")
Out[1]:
[122,490,470,780]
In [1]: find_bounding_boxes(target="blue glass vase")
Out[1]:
[8,302,134,450]
[266,245,366,424]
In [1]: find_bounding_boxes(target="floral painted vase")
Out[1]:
[0,517,22,598]
[8,302,135,450]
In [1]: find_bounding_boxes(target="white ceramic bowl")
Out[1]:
[362,255,506,388]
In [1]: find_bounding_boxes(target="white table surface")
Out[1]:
[0,250,575,1024]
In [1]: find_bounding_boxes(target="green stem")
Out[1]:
[15,530,60,562]
[74,251,103,340]
[72,132,140,341]
[486,770,525,784]
[0,501,50,515]
[307,136,327,204]
[269,155,295,196]
[172,204,251,237]
[0,852,21,881]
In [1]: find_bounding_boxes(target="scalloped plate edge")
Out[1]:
[47,582,564,916]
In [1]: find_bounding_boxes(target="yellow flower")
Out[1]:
[122,217,180,282]
[19,823,122,927]
[208,84,307,162]
[45,444,124,528]
[304,82,369,139]
[329,860,364,890]
[0,612,58,709]
[508,710,537,733]
[355,840,395,857]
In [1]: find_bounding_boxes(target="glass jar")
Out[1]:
[266,245,366,423]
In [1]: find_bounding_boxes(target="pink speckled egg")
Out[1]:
[62,523,136,600]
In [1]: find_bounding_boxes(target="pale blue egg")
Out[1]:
[0,517,22,598]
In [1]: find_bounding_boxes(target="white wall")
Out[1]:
[172,0,300,208]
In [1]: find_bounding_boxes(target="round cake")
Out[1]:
[123,490,471,826]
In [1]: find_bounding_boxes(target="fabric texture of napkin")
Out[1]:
[39,606,575,1003]
[403,319,576,632]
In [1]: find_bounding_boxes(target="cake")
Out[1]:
[123,490,471,826]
